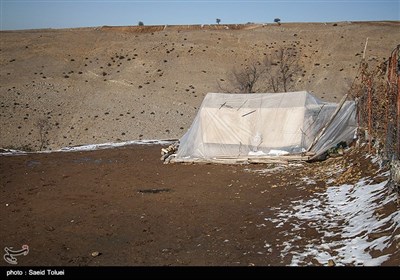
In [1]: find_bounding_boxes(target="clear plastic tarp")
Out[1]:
[175,91,357,162]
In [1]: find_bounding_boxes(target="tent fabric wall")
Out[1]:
[175,91,357,162]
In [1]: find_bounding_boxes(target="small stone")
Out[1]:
[91,251,101,257]
[327,259,336,266]
[46,225,55,232]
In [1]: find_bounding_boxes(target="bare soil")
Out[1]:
[0,144,398,266]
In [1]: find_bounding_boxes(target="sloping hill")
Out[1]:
[1,21,399,150]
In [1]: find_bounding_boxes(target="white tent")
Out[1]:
[172,91,356,163]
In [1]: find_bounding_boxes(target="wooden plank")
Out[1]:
[169,154,312,164]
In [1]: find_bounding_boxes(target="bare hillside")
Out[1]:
[1,21,399,151]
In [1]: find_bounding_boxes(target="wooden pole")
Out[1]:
[367,78,372,153]
[362,38,369,60]
[397,60,400,158]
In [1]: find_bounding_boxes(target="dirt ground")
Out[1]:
[0,144,398,267]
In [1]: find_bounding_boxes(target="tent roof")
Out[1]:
[171,91,357,164]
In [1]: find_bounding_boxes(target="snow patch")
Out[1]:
[264,174,400,266]
[268,149,289,156]
[0,139,176,156]
[248,150,266,156]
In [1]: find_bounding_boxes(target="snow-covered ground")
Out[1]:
[0,139,176,155]
[264,171,400,266]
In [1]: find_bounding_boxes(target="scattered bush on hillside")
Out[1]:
[265,47,302,92]
[216,18,221,25]
[227,61,266,93]
[138,21,144,26]
[220,46,302,93]
[37,118,50,151]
